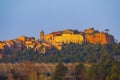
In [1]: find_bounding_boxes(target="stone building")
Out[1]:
[44,29,84,44]
[40,30,44,40]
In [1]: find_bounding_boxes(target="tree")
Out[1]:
[110,73,119,80]
[110,61,120,80]
[104,29,109,33]
[85,64,98,80]
[11,69,19,80]
[74,62,85,80]
[51,62,68,80]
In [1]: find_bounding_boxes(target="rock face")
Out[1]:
[84,28,114,45]
[85,33,114,45]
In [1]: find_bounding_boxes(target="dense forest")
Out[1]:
[1,42,120,63]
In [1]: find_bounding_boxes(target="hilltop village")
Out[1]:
[43,28,114,50]
[0,28,115,58]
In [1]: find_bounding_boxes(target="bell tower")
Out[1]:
[40,30,44,40]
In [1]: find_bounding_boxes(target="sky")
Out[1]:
[0,0,120,41]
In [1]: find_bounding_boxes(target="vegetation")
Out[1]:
[74,62,85,80]
[1,42,120,63]
[0,60,119,80]
[0,42,120,80]
[51,62,68,80]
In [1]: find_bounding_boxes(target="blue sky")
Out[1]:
[0,0,120,41]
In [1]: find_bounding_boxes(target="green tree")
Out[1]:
[51,62,68,80]
[110,61,120,80]
[110,73,119,80]
[74,62,85,80]
[11,69,19,80]
[105,76,111,80]
[85,64,98,80]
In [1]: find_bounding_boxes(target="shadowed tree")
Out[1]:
[51,62,68,80]
[74,62,85,80]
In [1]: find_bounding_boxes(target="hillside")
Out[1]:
[0,28,120,80]
[0,28,117,62]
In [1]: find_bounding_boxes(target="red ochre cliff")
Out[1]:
[84,28,114,45]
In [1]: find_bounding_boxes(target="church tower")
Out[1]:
[40,30,44,40]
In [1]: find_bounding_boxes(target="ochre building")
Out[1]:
[43,29,84,44]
